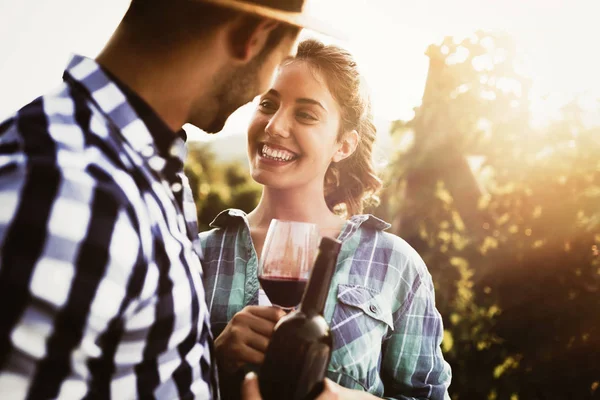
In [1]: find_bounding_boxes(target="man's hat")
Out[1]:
[197,0,341,37]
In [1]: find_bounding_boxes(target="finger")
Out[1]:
[219,342,266,374]
[241,372,262,400]
[231,311,278,337]
[243,314,280,337]
[245,306,287,322]
[244,329,270,353]
[236,342,268,365]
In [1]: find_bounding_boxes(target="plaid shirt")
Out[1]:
[199,209,451,400]
[0,55,218,399]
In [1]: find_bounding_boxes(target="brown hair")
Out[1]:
[286,39,382,216]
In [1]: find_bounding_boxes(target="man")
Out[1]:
[0,0,332,398]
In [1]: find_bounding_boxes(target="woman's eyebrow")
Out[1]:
[296,98,326,111]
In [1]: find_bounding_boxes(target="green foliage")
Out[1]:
[377,31,600,399]
[185,142,261,232]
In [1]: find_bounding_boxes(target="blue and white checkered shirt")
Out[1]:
[0,55,218,399]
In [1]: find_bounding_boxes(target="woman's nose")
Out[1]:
[265,112,291,139]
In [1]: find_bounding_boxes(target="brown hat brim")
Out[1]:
[196,0,344,38]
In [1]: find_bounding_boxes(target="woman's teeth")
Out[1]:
[261,144,297,162]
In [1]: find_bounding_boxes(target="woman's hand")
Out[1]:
[241,372,381,399]
[214,306,286,375]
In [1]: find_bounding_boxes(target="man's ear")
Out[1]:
[226,16,280,63]
[332,130,359,163]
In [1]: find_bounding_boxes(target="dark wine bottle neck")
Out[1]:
[301,238,341,315]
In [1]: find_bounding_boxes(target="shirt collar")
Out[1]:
[209,209,391,232]
[209,209,250,229]
[62,54,187,170]
[101,65,188,159]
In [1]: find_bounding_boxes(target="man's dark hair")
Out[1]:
[122,0,298,56]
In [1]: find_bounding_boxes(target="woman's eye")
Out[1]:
[297,112,317,121]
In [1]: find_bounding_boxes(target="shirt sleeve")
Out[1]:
[0,159,145,399]
[381,270,452,400]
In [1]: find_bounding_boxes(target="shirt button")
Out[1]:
[171,182,183,193]
[369,304,378,314]
[148,156,165,171]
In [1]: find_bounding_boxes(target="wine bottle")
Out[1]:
[258,236,342,400]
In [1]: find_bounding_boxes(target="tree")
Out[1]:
[378,31,600,399]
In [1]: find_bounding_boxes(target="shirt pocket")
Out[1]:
[328,284,393,393]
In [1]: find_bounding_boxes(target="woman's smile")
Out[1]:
[257,142,300,166]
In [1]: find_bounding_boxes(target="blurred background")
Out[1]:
[1,0,599,398]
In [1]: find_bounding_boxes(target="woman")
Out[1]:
[200,39,451,399]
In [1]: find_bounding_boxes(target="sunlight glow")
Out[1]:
[0,0,597,141]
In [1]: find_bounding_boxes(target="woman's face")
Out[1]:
[247,61,344,191]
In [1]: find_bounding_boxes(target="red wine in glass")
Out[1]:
[258,276,308,309]
[258,220,319,310]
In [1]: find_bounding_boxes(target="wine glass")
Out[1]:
[258,219,320,310]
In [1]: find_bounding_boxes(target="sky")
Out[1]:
[0,0,598,142]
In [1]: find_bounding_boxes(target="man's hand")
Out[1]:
[241,372,380,399]
[214,306,286,375]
